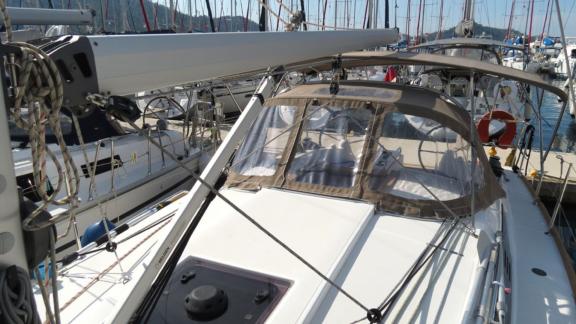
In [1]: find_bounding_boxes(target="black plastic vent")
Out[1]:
[147,257,291,323]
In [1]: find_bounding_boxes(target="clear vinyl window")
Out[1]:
[368,112,484,201]
[231,105,297,177]
[287,104,372,188]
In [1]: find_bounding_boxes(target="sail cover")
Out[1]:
[227,81,505,218]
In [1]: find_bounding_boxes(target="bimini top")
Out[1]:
[226,81,505,218]
[408,37,525,51]
[293,51,567,102]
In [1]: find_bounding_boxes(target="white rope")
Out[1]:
[0,0,81,231]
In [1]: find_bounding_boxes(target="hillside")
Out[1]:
[422,22,523,42]
[7,0,260,32]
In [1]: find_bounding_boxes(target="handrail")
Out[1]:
[549,160,573,230]
[88,140,102,201]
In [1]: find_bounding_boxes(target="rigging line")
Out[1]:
[484,0,491,32]
[124,117,372,314]
[58,215,171,314]
[276,0,283,31]
[348,219,455,324]
[563,0,576,30]
[541,0,551,40]
[436,0,443,40]
[415,0,422,45]
[528,0,535,46]
[49,230,61,324]
[376,219,452,310]
[323,0,328,30]
[59,212,176,263]
[362,0,367,29]
[546,0,553,35]
[379,220,461,320]
[127,0,137,31]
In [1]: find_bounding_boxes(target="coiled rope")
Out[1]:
[0,266,41,324]
[0,0,81,231]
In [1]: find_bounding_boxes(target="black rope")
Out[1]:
[377,220,460,320]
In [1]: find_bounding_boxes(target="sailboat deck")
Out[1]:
[177,188,482,323]
[501,170,576,323]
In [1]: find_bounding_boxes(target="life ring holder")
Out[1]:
[477,110,517,148]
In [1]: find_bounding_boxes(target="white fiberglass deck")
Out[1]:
[33,194,185,323]
[502,170,576,323]
[178,188,482,323]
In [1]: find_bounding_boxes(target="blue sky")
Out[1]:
[174,0,576,36]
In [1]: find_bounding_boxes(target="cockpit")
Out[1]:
[226,82,504,217]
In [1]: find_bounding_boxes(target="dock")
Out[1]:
[486,147,576,204]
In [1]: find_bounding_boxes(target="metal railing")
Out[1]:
[87,129,182,201]
[548,156,573,231]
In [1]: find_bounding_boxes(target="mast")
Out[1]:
[456,0,474,37]
[139,0,151,31]
[506,0,515,40]
[205,0,215,31]
[463,0,473,21]
[373,0,378,28]
[275,0,282,31]
[540,0,551,40]
[527,0,535,47]
[406,0,410,45]
[394,0,397,28]
[169,0,174,29]
[335,0,338,29]
[367,0,373,29]
[188,0,192,31]
[436,0,443,39]
[384,0,389,28]
[259,0,267,31]
[322,0,328,30]
[300,0,307,30]
[420,0,425,41]
[415,0,421,44]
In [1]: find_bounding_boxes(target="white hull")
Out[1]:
[13,130,202,254]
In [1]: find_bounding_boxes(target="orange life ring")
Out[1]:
[477,110,516,148]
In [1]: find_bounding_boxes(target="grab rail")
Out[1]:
[548,158,573,230]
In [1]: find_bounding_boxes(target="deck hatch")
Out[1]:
[147,257,290,323]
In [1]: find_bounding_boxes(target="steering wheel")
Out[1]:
[141,95,186,127]
[314,108,368,146]
[417,124,454,177]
